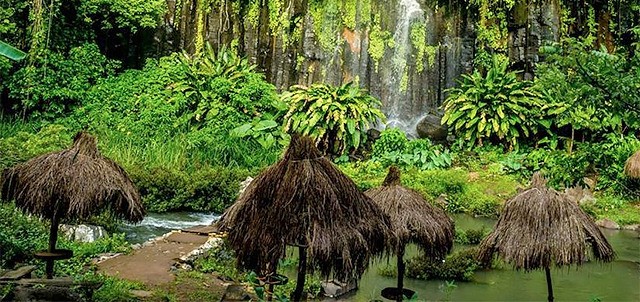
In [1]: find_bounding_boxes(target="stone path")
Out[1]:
[97,225,220,286]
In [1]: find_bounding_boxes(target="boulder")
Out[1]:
[59,224,107,243]
[416,114,448,141]
[595,218,620,230]
[321,279,358,298]
[239,177,254,195]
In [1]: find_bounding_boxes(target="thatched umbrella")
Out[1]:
[1,131,144,278]
[365,166,454,301]
[624,150,640,179]
[218,135,391,301]
[477,172,614,302]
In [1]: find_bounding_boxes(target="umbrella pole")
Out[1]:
[397,244,405,302]
[291,245,307,301]
[545,267,554,302]
[46,212,60,279]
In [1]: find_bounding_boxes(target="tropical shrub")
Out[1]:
[442,55,546,149]
[372,134,453,171]
[406,248,482,281]
[171,44,280,129]
[371,128,408,157]
[282,82,385,155]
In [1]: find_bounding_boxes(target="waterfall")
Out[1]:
[381,0,424,137]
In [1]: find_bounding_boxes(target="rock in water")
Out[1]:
[59,224,107,243]
[416,114,448,141]
[595,218,620,230]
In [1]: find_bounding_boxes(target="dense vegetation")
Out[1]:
[1,0,639,300]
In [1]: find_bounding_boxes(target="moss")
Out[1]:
[246,0,260,27]
[310,0,341,52]
[342,0,357,30]
[409,21,427,73]
[359,0,372,26]
[400,70,409,92]
[425,45,437,68]
[368,14,393,72]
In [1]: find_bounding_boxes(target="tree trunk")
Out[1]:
[396,244,405,302]
[291,245,307,301]
[46,211,59,279]
[545,267,554,302]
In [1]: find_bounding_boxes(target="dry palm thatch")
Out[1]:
[624,150,640,179]
[1,131,144,222]
[219,135,391,300]
[1,131,144,278]
[477,172,614,302]
[365,166,454,301]
[365,166,454,257]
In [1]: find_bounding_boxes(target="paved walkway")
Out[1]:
[97,225,218,285]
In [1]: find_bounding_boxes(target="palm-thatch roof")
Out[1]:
[218,135,391,279]
[365,166,454,257]
[624,150,640,179]
[477,172,614,271]
[1,131,144,223]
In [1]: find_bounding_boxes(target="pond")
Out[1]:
[353,214,639,301]
[120,212,639,301]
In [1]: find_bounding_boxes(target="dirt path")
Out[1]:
[97,227,214,286]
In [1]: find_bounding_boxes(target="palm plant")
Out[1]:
[442,56,544,149]
[282,82,385,155]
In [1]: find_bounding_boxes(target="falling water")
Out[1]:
[382,0,424,137]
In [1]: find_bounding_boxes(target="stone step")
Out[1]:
[0,265,36,281]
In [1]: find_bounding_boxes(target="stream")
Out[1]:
[119,213,639,301]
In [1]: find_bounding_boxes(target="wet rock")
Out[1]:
[321,279,358,298]
[59,224,107,243]
[596,218,620,230]
[564,186,595,206]
[416,114,448,141]
[130,290,153,298]
[239,177,254,195]
[220,284,251,301]
[622,224,640,232]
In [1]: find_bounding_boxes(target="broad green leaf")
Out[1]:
[0,41,26,61]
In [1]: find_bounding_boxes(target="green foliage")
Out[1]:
[89,275,144,302]
[131,165,248,213]
[282,82,385,155]
[194,240,239,280]
[0,123,71,169]
[372,134,453,171]
[522,134,640,192]
[536,38,640,135]
[7,44,119,118]
[371,128,408,157]
[442,55,545,149]
[172,44,280,128]
[0,203,48,267]
[454,227,489,245]
[406,248,482,281]
[79,0,166,32]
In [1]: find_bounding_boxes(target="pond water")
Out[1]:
[352,214,640,301]
[120,212,639,301]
